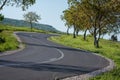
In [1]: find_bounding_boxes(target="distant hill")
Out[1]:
[0,18,59,32]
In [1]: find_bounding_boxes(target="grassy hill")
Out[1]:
[0,18,59,33]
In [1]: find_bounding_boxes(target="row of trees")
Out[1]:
[61,0,120,48]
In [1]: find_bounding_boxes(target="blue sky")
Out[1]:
[1,0,68,32]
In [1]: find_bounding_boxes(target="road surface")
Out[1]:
[0,32,109,80]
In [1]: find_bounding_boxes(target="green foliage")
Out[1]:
[0,35,5,43]
[24,12,41,23]
[0,31,18,52]
[50,35,120,80]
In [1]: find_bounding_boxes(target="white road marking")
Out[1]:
[32,36,65,64]
[39,48,64,64]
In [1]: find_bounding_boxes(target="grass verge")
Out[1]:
[0,31,19,52]
[50,35,120,80]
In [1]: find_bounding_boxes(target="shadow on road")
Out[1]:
[0,60,99,74]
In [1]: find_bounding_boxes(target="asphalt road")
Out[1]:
[0,32,109,80]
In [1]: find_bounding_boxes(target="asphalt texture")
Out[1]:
[0,32,109,80]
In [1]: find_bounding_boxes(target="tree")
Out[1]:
[82,0,119,48]
[62,5,87,38]
[23,12,41,31]
[63,0,92,39]
[62,7,77,38]
[0,0,36,11]
[61,14,71,35]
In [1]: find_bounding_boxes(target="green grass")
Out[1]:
[0,31,19,52]
[0,24,49,33]
[50,35,120,80]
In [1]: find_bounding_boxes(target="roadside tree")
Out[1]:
[24,12,41,31]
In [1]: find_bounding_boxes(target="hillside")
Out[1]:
[0,18,59,32]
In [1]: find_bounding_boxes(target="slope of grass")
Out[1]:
[0,31,19,52]
[50,35,120,80]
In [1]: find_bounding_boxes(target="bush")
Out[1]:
[0,37,5,43]
[0,31,18,52]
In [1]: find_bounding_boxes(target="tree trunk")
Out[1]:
[93,27,98,48]
[96,40,99,48]
[94,38,99,48]
[73,26,76,38]
[94,27,101,48]
[96,22,102,48]
[30,22,33,32]
[83,29,87,40]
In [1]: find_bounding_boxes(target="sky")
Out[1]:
[1,0,68,32]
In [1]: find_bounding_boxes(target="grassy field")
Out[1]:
[0,24,50,52]
[50,35,120,80]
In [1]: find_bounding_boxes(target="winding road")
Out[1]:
[0,32,109,80]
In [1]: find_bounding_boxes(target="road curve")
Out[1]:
[0,32,109,80]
